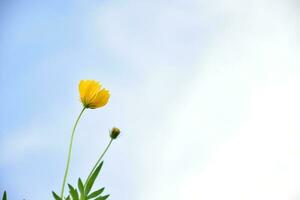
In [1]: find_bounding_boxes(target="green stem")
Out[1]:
[60,107,86,199]
[85,138,113,186]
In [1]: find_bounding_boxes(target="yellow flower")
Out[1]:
[79,80,110,109]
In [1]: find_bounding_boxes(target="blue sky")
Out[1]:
[1,0,300,199]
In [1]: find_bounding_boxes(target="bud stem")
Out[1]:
[60,107,86,198]
[85,138,113,186]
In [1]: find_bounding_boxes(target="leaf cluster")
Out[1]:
[53,161,109,200]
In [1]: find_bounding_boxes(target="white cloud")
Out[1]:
[114,0,300,199]
[178,78,300,200]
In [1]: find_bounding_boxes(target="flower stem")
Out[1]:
[85,138,113,186]
[60,107,86,199]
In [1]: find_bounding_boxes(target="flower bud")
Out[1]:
[110,127,121,139]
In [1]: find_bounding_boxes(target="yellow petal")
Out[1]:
[89,89,110,109]
[84,81,100,102]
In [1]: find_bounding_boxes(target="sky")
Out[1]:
[0,0,300,199]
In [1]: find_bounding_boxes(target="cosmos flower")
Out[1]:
[79,80,110,109]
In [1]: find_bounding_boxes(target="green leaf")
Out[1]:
[68,184,79,200]
[2,191,7,200]
[87,188,104,199]
[52,191,62,200]
[78,178,85,197]
[95,194,109,200]
[65,195,71,200]
[85,161,104,195]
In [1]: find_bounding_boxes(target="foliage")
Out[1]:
[2,191,6,200]
[52,161,110,200]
